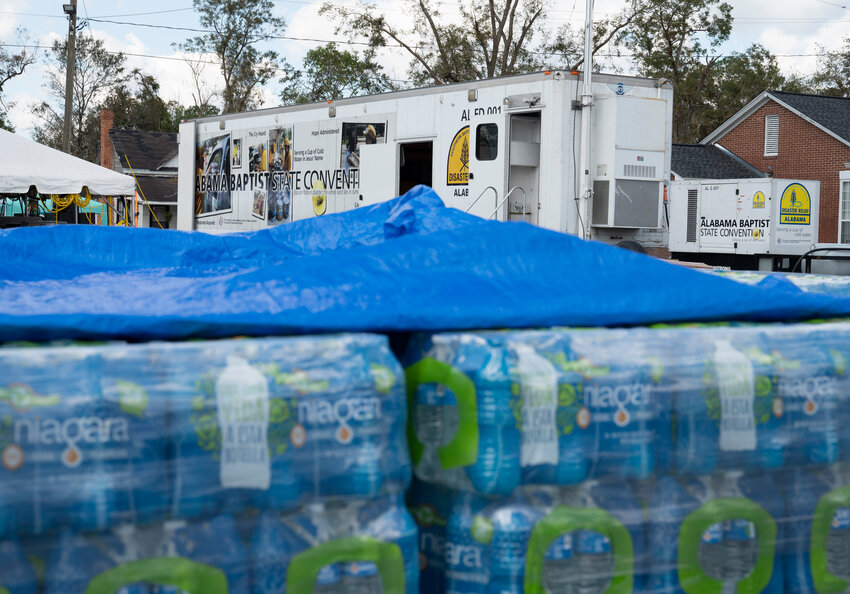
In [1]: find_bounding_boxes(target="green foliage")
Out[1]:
[181,0,286,113]
[31,36,129,161]
[618,0,733,142]
[281,43,394,104]
[810,36,850,98]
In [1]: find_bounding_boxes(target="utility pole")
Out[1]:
[577,0,594,240]
[62,1,77,154]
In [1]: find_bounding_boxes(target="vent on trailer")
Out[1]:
[686,188,698,243]
[590,94,667,228]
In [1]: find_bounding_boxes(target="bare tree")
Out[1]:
[0,28,39,131]
[320,0,549,85]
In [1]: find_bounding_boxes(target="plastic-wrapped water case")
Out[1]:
[713,270,850,298]
[404,329,666,496]
[252,493,419,594]
[0,494,418,594]
[431,480,645,594]
[0,334,410,540]
[647,470,785,593]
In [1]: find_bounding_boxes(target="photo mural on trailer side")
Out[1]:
[194,118,390,232]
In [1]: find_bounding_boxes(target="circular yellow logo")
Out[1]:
[779,183,811,225]
[752,191,765,209]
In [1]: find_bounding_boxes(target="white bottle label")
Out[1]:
[216,355,271,489]
[515,345,559,467]
[714,340,757,452]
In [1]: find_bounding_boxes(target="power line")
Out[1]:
[811,0,849,10]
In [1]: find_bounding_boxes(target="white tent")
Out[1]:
[0,128,135,196]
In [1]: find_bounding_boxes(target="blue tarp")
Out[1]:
[1,185,849,342]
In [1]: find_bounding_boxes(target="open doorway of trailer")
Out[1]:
[507,111,541,225]
[398,141,433,196]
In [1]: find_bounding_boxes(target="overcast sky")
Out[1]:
[1,0,848,136]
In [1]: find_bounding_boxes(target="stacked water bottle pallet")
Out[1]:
[0,334,418,593]
[405,322,850,592]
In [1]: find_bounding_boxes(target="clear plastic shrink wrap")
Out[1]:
[405,321,850,593]
[0,334,417,594]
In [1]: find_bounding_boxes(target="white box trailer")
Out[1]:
[177,71,673,248]
[668,178,820,270]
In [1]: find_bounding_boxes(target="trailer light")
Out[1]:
[570,70,580,76]
[468,89,478,102]
[328,106,336,118]
[219,121,225,130]
[544,70,551,75]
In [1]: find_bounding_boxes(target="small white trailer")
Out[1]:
[668,178,820,270]
[177,71,673,249]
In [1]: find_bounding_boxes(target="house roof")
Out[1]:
[136,175,177,205]
[702,90,850,147]
[672,143,765,179]
[110,129,178,172]
[768,91,850,145]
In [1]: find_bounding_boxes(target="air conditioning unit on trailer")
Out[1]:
[591,95,668,229]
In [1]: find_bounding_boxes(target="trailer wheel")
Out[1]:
[616,240,646,254]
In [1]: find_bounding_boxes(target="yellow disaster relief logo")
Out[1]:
[753,191,765,209]
[779,183,811,225]
[447,126,470,186]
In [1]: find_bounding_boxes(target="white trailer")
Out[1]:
[668,178,820,270]
[177,71,673,248]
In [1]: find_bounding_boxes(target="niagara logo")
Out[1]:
[585,382,649,427]
[780,375,836,416]
[296,396,382,445]
[444,540,484,570]
[10,415,130,470]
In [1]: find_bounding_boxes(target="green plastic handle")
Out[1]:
[678,498,776,594]
[85,557,228,594]
[524,506,634,594]
[811,485,850,593]
[405,358,478,470]
[286,536,405,594]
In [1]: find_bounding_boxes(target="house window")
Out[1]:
[841,179,850,244]
[764,114,779,156]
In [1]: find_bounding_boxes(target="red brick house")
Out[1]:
[702,91,850,244]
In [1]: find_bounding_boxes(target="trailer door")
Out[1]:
[699,182,738,253]
[467,113,507,220]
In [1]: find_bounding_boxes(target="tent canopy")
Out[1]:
[0,129,136,196]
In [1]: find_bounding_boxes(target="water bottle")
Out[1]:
[356,493,420,593]
[487,503,540,594]
[154,515,250,594]
[769,326,839,467]
[572,330,657,481]
[168,342,224,520]
[780,463,850,593]
[44,529,116,594]
[445,491,490,594]
[669,328,721,476]
[465,340,520,496]
[408,335,464,489]
[0,539,38,594]
[99,344,171,527]
[511,336,591,487]
[408,480,451,593]
[0,345,100,536]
